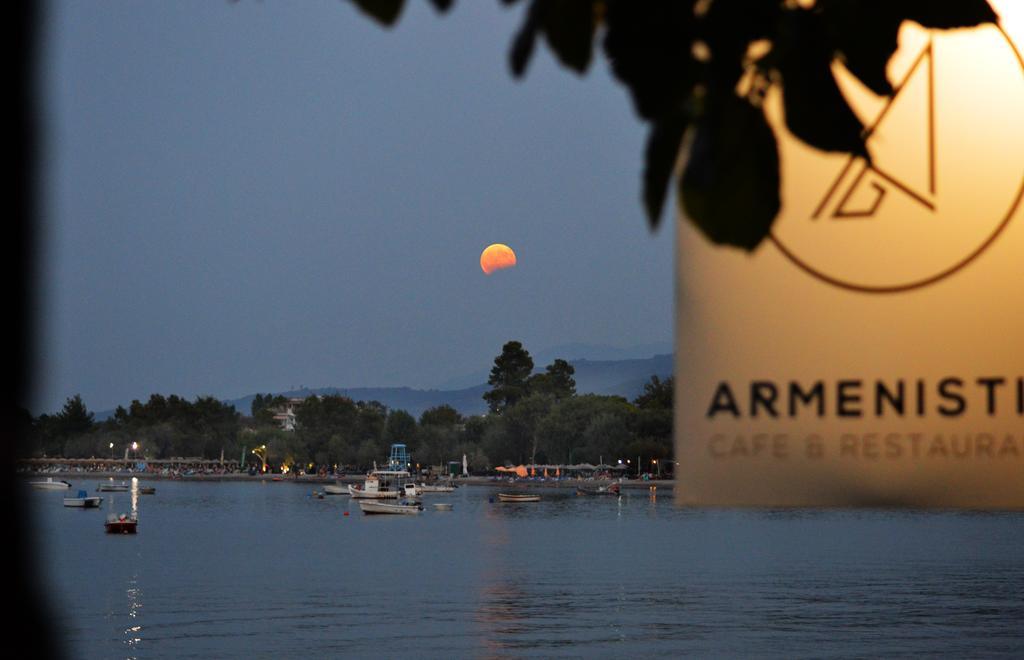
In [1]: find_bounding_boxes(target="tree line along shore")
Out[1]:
[19,341,674,479]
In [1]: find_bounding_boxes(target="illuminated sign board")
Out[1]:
[675,8,1024,507]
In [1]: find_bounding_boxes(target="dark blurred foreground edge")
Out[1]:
[10,2,62,658]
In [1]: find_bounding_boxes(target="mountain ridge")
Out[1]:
[94,353,673,420]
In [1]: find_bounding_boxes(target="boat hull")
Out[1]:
[31,479,71,490]
[105,515,138,534]
[348,485,400,499]
[576,486,621,496]
[64,497,103,508]
[418,484,456,493]
[358,500,423,515]
[497,493,541,503]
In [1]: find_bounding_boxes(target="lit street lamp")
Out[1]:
[252,445,268,473]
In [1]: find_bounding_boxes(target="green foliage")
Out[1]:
[384,409,418,445]
[56,394,95,436]
[251,393,288,426]
[27,351,673,473]
[420,404,463,427]
[528,358,576,400]
[634,375,673,410]
[483,340,535,413]
[26,394,241,461]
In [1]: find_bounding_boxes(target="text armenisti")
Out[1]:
[706,377,1024,419]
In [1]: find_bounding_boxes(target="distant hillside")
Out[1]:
[437,341,672,390]
[95,354,673,421]
[226,354,672,418]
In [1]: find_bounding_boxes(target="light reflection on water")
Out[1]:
[27,480,1024,658]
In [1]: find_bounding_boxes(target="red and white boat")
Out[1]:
[105,512,138,534]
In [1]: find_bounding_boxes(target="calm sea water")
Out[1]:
[27,478,1024,658]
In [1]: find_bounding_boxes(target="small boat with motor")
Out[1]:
[97,481,130,492]
[63,490,103,508]
[497,493,541,503]
[358,499,424,515]
[576,482,621,497]
[323,482,349,495]
[348,472,404,499]
[417,481,456,493]
[31,477,72,490]
[105,511,138,533]
[349,443,420,499]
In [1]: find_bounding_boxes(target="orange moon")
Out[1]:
[480,243,517,275]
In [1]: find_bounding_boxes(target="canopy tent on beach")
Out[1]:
[494,463,612,477]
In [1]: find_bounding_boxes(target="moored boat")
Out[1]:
[576,482,621,497]
[497,493,541,503]
[105,512,138,534]
[63,490,103,508]
[138,486,156,495]
[31,477,72,490]
[323,483,349,495]
[350,443,421,499]
[97,481,130,492]
[417,482,456,493]
[348,472,405,499]
[358,499,423,515]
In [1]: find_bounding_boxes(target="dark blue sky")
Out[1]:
[36,0,674,414]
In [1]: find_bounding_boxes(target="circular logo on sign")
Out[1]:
[770,23,1024,293]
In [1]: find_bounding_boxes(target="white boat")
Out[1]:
[417,482,456,493]
[97,481,130,492]
[348,471,406,499]
[31,477,72,490]
[350,443,422,500]
[323,483,349,495]
[497,493,541,503]
[63,489,103,508]
[358,499,423,515]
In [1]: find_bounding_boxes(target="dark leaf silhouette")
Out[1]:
[541,0,597,74]
[776,8,868,157]
[681,93,780,251]
[351,0,405,26]
[643,114,687,229]
[703,0,780,88]
[428,0,455,13]
[603,1,697,121]
[510,0,546,76]
[824,0,998,97]
[822,0,900,95]
[511,0,597,76]
[902,0,998,29]
[349,0,999,251]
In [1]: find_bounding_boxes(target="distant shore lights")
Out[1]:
[480,243,517,275]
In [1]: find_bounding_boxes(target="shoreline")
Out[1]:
[21,470,674,490]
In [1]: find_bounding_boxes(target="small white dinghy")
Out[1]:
[31,478,72,490]
[64,490,103,508]
[358,499,423,515]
